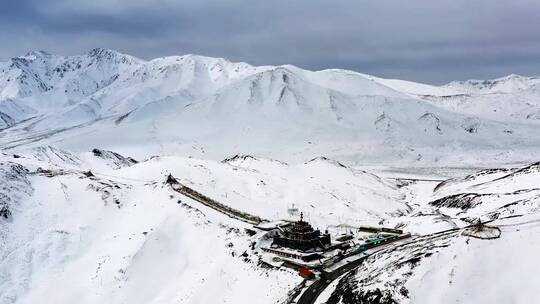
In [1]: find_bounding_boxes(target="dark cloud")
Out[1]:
[1,0,539,84]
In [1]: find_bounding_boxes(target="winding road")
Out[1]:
[295,255,369,304]
[292,228,462,304]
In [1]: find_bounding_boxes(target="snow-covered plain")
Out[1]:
[1,49,540,304]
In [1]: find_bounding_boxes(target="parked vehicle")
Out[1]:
[298,268,315,279]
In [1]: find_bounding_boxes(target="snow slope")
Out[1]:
[0,151,302,304]
[120,154,407,228]
[0,147,412,304]
[1,50,539,165]
[410,75,540,123]
[1,146,539,304]
[321,162,540,304]
[430,162,540,221]
[1,48,539,304]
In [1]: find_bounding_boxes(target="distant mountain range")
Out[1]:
[1,49,539,165]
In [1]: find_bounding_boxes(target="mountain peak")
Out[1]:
[502,73,523,79]
[86,48,143,65]
[444,73,539,94]
[21,50,52,60]
[175,54,235,66]
[25,50,51,56]
[87,47,119,57]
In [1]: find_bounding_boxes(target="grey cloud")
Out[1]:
[1,0,539,84]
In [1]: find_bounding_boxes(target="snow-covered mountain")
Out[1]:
[1,49,539,165]
[388,74,540,122]
[0,147,408,304]
[317,162,540,304]
[1,49,539,304]
[2,147,539,304]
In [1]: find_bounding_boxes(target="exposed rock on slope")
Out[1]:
[91,148,138,169]
[0,162,32,222]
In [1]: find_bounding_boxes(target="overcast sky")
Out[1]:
[1,0,539,84]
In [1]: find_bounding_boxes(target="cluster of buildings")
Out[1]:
[255,212,407,273]
[257,213,347,268]
[272,213,331,252]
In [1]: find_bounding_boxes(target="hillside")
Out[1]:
[1,50,539,165]
[0,147,412,304]
[2,147,539,304]
[1,49,540,304]
[318,162,540,304]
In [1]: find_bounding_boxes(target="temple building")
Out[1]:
[272,213,331,252]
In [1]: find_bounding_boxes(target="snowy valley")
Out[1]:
[1,49,539,304]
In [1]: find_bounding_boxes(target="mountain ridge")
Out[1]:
[1,49,539,165]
